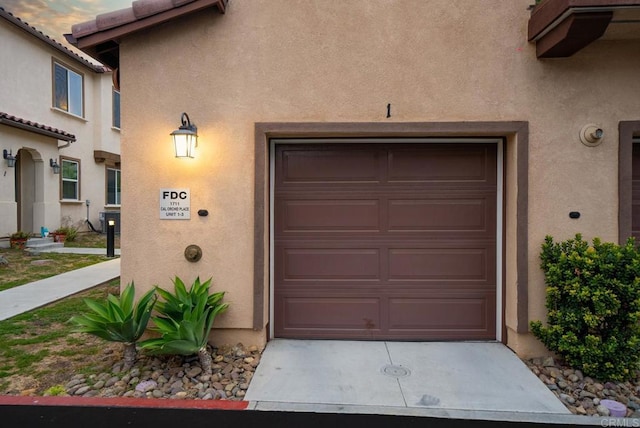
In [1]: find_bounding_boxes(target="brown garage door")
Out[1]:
[274,142,497,340]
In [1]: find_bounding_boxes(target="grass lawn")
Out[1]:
[0,232,119,292]
[64,231,120,249]
[0,232,124,395]
[0,281,121,395]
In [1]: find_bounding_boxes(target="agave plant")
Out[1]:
[154,276,227,322]
[139,276,229,374]
[70,282,157,368]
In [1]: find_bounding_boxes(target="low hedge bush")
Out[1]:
[531,234,640,381]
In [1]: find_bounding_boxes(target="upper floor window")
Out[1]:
[107,168,121,205]
[61,158,80,200]
[53,61,84,117]
[112,88,120,129]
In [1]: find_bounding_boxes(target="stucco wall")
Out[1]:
[0,18,120,236]
[118,0,640,354]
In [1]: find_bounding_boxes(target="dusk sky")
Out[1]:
[0,0,131,46]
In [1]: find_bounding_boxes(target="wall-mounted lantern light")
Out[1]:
[170,112,198,158]
[3,149,15,167]
[50,158,61,174]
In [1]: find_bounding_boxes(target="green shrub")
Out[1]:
[10,231,30,239]
[531,234,640,381]
[55,226,77,242]
[139,276,228,374]
[70,282,157,367]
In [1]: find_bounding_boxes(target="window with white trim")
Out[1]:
[53,61,83,117]
[61,158,80,200]
[112,88,120,129]
[107,168,121,205]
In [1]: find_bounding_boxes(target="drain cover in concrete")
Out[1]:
[381,364,411,377]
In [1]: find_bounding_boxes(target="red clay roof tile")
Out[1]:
[67,0,227,68]
[70,19,100,39]
[71,0,225,39]
[95,8,138,32]
[132,0,177,19]
[0,112,76,142]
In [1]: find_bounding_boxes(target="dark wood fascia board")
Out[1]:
[80,41,120,70]
[93,40,120,64]
[529,0,640,58]
[535,12,613,58]
[529,0,640,40]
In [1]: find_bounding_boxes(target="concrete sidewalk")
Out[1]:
[0,257,120,321]
[27,247,121,256]
[245,340,595,425]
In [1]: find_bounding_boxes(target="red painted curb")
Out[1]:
[0,395,249,410]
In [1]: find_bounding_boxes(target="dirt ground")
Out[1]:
[0,283,123,395]
[3,335,121,395]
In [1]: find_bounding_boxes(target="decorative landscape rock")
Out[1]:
[23,338,640,418]
[525,357,640,418]
[60,343,260,401]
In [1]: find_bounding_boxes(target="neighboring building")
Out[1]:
[0,7,120,239]
[67,0,640,357]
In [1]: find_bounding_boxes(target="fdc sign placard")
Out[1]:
[160,188,190,220]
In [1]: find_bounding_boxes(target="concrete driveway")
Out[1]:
[245,340,571,419]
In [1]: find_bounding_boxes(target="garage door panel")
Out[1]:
[280,148,381,183]
[388,294,495,331]
[278,242,495,285]
[388,248,492,281]
[278,296,381,331]
[279,199,380,232]
[274,142,498,340]
[276,192,495,236]
[387,196,495,233]
[387,146,495,184]
[280,248,380,281]
[276,293,496,340]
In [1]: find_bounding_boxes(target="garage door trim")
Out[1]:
[268,137,504,341]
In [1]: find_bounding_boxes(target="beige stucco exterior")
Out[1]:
[114,0,640,355]
[0,12,120,237]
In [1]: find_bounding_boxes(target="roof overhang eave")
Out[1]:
[0,118,76,143]
[67,0,228,69]
[529,0,640,58]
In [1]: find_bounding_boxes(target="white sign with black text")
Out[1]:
[159,188,190,220]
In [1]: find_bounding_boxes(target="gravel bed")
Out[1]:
[524,357,640,418]
[55,343,261,401]
[47,340,640,417]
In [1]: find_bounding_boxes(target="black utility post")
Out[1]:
[106,219,115,258]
